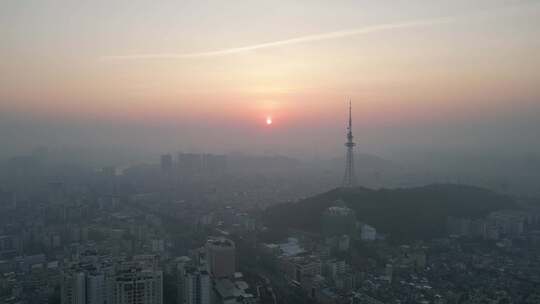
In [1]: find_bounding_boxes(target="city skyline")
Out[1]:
[2,2,540,304]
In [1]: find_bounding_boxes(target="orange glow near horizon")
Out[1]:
[1,0,539,136]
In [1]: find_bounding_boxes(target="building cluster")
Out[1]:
[60,253,162,304]
[2,148,540,304]
[0,148,301,304]
[254,203,540,303]
[161,153,227,176]
[258,204,383,303]
[447,210,540,240]
[175,236,259,304]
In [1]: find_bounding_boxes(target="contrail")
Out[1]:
[101,17,453,61]
[100,1,540,61]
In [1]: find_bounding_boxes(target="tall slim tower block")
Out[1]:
[205,237,236,278]
[342,101,356,187]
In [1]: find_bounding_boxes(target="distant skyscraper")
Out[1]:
[176,153,227,176]
[204,237,236,278]
[342,101,356,187]
[160,154,173,172]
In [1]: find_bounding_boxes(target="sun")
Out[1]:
[266,117,272,125]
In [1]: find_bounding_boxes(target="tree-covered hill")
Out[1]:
[263,184,516,241]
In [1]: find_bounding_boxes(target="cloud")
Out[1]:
[100,17,453,61]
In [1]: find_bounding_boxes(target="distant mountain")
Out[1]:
[263,184,517,241]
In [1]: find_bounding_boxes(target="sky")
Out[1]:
[1,0,540,161]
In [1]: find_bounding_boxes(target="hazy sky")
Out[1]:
[1,0,539,160]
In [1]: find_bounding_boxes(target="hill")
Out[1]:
[263,184,516,241]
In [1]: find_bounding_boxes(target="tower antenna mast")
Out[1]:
[342,100,356,187]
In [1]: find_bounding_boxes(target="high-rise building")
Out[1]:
[185,267,211,304]
[114,261,163,304]
[86,273,106,304]
[160,154,173,172]
[323,259,347,282]
[61,261,115,304]
[176,256,192,304]
[205,237,236,278]
[281,255,322,283]
[176,153,227,176]
[61,271,86,304]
